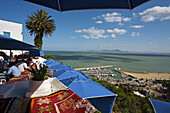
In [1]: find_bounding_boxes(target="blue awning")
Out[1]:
[44,59,61,66]
[39,50,45,56]
[149,98,170,113]
[60,76,117,113]
[68,78,116,98]
[53,68,117,113]
[47,63,68,70]
[0,35,38,50]
[46,61,61,66]
[53,69,90,80]
[44,59,56,64]
[0,35,42,57]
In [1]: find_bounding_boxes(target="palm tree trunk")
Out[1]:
[34,34,43,50]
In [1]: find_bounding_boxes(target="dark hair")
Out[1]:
[27,58,32,61]
[8,62,15,67]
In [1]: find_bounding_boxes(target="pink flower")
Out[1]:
[45,106,49,111]
[40,110,44,113]
[40,106,44,110]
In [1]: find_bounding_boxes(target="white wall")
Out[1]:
[0,20,23,41]
[0,20,23,56]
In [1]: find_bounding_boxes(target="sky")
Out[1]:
[0,0,170,53]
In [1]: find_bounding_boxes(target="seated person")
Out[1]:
[0,56,4,61]
[6,62,21,82]
[27,57,33,66]
[16,60,29,72]
[1,60,8,73]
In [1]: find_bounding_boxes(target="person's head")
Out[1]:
[14,59,19,64]
[8,62,15,68]
[0,56,3,61]
[27,57,32,62]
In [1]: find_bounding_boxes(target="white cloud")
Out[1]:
[139,5,170,22]
[150,42,153,45]
[92,16,101,20]
[113,28,127,34]
[95,21,103,24]
[93,12,131,23]
[76,27,109,39]
[107,28,127,35]
[131,32,140,37]
[101,12,121,17]
[105,16,122,22]
[123,17,131,22]
[168,38,170,40]
[111,34,116,38]
[130,25,144,28]
[75,30,82,33]
[107,29,113,33]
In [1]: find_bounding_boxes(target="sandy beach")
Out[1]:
[122,71,170,80]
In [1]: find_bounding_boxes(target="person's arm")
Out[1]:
[24,63,30,70]
[7,67,12,75]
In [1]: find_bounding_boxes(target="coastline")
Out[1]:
[75,65,170,80]
[74,65,115,70]
[122,70,170,80]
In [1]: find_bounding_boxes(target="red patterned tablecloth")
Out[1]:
[31,89,96,113]
[5,71,32,84]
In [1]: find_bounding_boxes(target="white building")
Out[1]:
[0,19,23,41]
[0,20,24,56]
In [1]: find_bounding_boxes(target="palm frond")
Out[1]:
[25,9,56,49]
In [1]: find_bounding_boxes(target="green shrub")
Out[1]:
[42,54,56,60]
[42,55,63,63]
[92,78,154,113]
[27,64,48,81]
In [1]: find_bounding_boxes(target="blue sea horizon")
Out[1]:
[44,51,170,73]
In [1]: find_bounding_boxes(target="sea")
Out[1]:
[44,51,170,73]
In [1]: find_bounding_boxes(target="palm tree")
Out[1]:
[25,10,56,50]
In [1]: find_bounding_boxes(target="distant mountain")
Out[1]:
[101,49,128,53]
[45,49,128,53]
[85,49,128,53]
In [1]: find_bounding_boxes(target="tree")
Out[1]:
[25,10,56,50]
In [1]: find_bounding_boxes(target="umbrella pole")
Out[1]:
[10,50,12,62]
[22,50,24,60]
